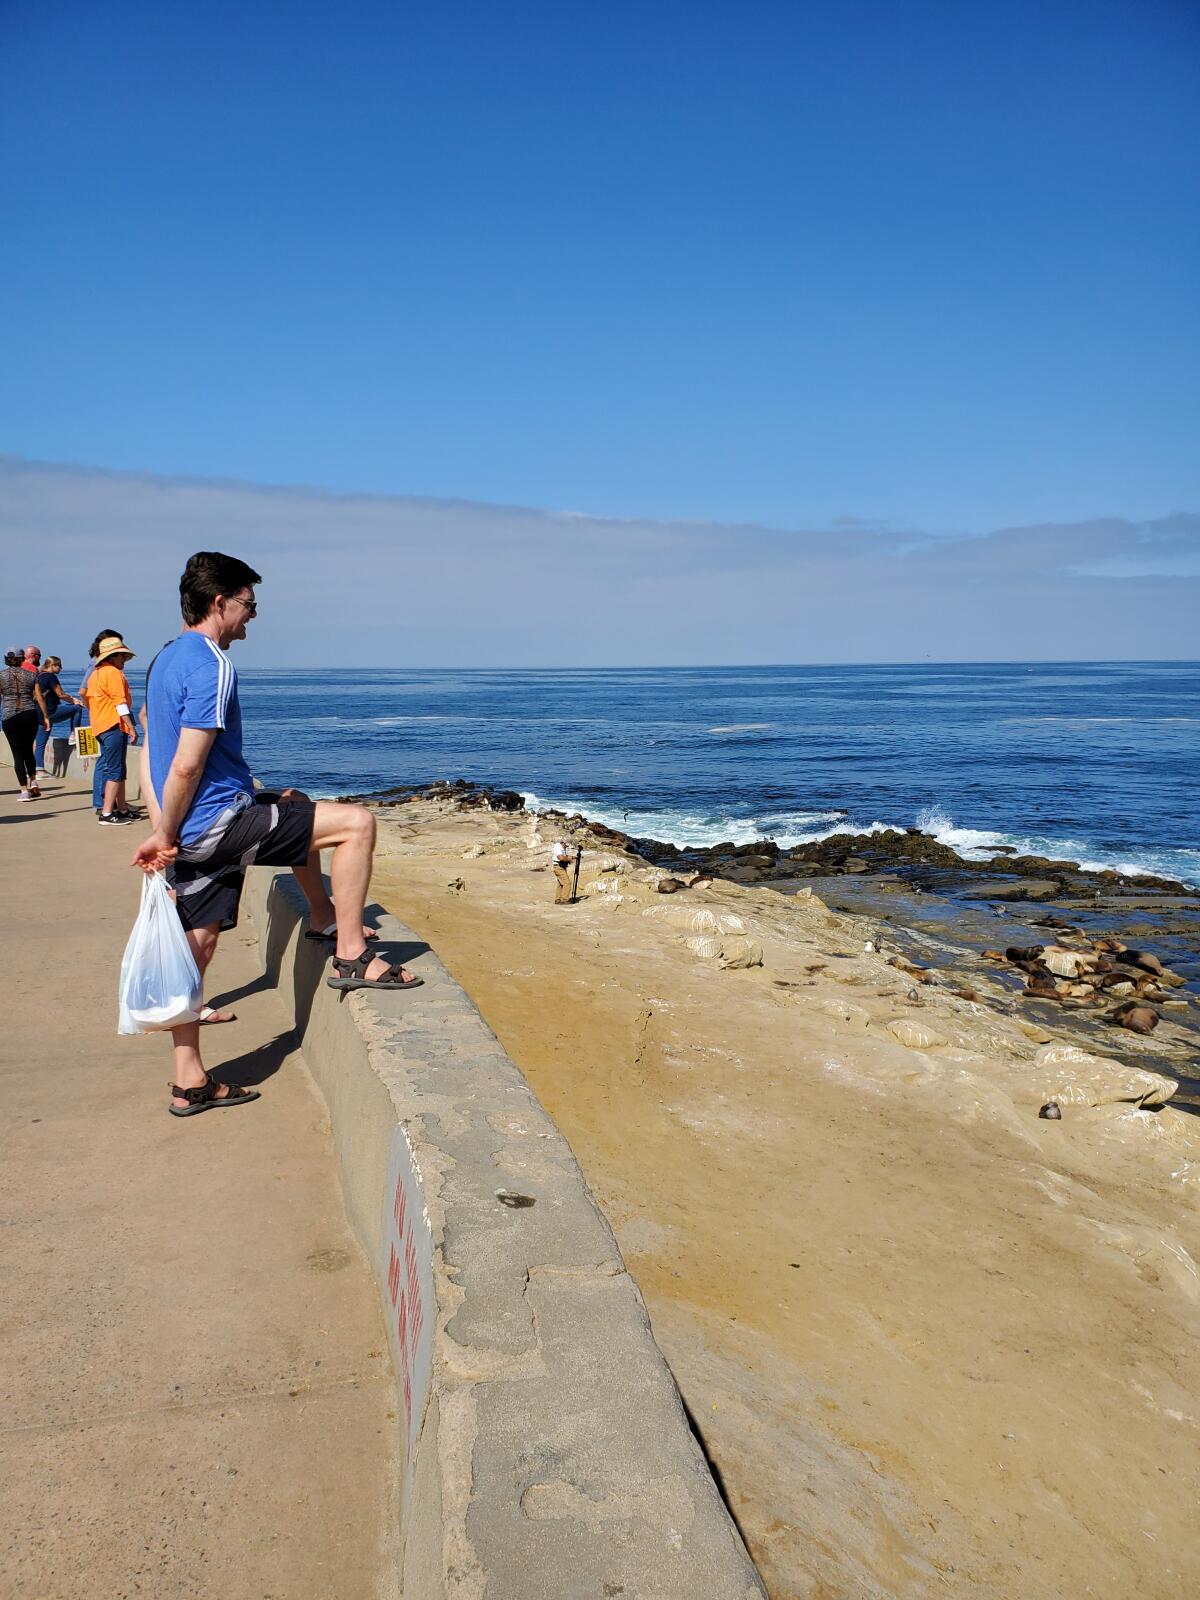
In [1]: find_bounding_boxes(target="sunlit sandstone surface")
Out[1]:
[371,799,1199,1600]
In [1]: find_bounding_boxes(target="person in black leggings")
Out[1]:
[2,649,45,800]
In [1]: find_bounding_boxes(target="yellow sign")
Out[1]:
[76,727,100,758]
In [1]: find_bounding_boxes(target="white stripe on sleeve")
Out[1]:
[202,637,234,729]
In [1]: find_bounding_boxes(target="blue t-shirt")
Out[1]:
[146,632,254,845]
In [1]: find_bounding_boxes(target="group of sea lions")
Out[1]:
[981,919,1186,1034]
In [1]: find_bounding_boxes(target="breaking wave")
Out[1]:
[916,807,1197,888]
[518,795,1197,887]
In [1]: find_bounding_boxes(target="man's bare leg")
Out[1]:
[291,851,337,925]
[289,851,373,938]
[278,792,372,940]
[309,802,408,981]
[169,924,225,1106]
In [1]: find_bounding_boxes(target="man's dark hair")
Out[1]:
[179,552,263,626]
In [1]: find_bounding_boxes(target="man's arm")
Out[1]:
[137,706,161,830]
[131,726,217,872]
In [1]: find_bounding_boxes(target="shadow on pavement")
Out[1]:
[215,1028,302,1090]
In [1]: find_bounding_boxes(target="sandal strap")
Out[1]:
[331,950,374,978]
[169,1079,217,1104]
[168,1077,251,1104]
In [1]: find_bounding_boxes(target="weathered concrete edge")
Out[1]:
[245,867,766,1600]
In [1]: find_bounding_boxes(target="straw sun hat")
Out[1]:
[95,635,136,663]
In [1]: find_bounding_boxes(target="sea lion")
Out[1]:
[982,949,1005,962]
[1099,975,1135,995]
[1121,950,1163,977]
[656,877,685,894]
[1111,1001,1159,1035]
[1006,945,1045,964]
[1026,973,1061,1000]
[1039,1102,1063,1120]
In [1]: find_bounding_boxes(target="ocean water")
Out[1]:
[123,661,1200,888]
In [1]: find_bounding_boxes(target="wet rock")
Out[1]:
[962,880,1064,901]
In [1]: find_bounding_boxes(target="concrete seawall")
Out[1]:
[246,867,766,1599]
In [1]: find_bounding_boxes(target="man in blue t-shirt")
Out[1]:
[134,550,422,1118]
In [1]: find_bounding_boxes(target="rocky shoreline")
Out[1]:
[346,777,1200,1078]
[345,776,1192,898]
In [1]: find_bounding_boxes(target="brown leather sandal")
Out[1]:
[326,950,423,991]
[168,1075,261,1117]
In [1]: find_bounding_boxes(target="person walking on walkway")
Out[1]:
[85,635,138,824]
[2,650,47,800]
[132,550,421,1117]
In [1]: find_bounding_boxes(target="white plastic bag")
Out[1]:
[117,871,203,1034]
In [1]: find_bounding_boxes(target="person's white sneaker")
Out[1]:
[17,790,32,802]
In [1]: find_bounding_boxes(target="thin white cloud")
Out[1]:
[0,455,1195,666]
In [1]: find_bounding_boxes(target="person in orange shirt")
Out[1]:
[86,634,139,825]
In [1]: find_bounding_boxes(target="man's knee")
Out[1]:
[343,803,376,848]
[312,800,376,850]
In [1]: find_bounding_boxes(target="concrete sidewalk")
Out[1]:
[0,773,396,1599]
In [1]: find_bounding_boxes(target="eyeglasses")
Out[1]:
[230,594,258,616]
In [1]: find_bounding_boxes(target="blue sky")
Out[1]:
[2,0,1197,540]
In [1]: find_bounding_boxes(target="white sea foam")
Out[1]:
[916,807,1197,888]
[523,795,871,851]
[519,794,1198,887]
[706,723,773,734]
